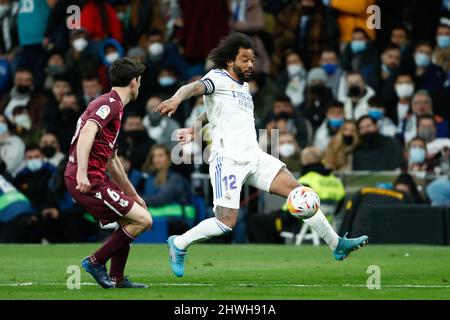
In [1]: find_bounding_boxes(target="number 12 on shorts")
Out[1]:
[222,175,237,191]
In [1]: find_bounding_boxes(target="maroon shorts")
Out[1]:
[64,176,135,226]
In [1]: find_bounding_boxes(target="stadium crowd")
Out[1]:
[0,0,449,243]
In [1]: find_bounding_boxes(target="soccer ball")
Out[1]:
[286,186,320,219]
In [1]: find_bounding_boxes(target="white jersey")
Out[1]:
[200,69,260,163]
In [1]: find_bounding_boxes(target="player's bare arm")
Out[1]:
[155,80,206,116]
[177,111,209,145]
[76,120,99,193]
[106,151,147,209]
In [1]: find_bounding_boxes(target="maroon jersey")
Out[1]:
[65,90,123,184]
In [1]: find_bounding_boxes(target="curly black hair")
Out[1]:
[208,32,254,70]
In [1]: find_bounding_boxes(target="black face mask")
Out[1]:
[310,84,326,96]
[126,130,146,142]
[361,132,379,144]
[343,135,354,146]
[60,108,78,123]
[275,111,291,120]
[348,85,362,98]
[16,85,31,95]
[42,146,56,158]
[302,5,316,15]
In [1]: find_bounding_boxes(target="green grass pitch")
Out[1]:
[0,244,449,300]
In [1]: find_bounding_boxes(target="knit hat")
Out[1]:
[307,68,327,85]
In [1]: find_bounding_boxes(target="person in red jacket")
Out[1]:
[81,0,123,43]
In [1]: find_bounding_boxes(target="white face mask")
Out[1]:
[279,143,296,158]
[105,52,120,64]
[14,114,31,130]
[72,38,88,52]
[148,42,164,57]
[395,83,414,99]
[287,64,304,77]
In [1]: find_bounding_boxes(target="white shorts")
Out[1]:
[209,150,285,210]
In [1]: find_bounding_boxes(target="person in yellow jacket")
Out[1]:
[325,0,376,42]
[282,146,346,212]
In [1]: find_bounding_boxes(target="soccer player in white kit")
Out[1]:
[155,33,368,277]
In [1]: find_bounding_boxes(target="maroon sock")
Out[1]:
[91,227,134,265]
[109,244,130,282]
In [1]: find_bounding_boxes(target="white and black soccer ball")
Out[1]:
[286,186,320,219]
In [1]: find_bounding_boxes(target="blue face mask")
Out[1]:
[381,63,391,74]
[368,108,384,121]
[351,40,367,54]
[0,122,7,135]
[415,52,431,67]
[409,147,426,164]
[27,159,43,172]
[158,76,176,87]
[437,35,450,48]
[328,117,344,129]
[322,63,337,75]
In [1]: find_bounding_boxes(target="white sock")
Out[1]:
[303,209,339,250]
[174,218,232,250]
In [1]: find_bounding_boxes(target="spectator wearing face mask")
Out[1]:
[341,71,375,120]
[278,132,302,173]
[404,137,432,173]
[143,96,180,150]
[41,48,68,91]
[313,100,345,151]
[319,48,346,100]
[0,68,48,130]
[353,115,403,171]
[362,44,402,107]
[341,28,378,72]
[432,19,450,73]
[300,68,334,129]
[394,173,426,204]
[411,41,446,96]
[39,132,65,168]
[276,51,307,108]
[366,97,396,137]
[98,39,124,91]
[10,105,42,146]
[13,145,56,212]
[145,28,189,84]
[118,113,155,171]
[391,73,415,129]
[155,68,181,102]
[402,90,449,144]
[323,120,360,172]
[262,94,311,150]
[0,114,24,176]
[65,29,100,91]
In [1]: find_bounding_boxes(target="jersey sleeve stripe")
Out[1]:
[200,78,215,95]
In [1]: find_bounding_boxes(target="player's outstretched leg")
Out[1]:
[270,167,368,260]
[167,207,234,277]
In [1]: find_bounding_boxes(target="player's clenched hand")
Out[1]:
[154,97,181,117]
[133,195,147,210]
[177,127,194,145]
[76,171,91,193]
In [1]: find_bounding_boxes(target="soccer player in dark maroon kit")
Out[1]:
[64,58,152,289]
